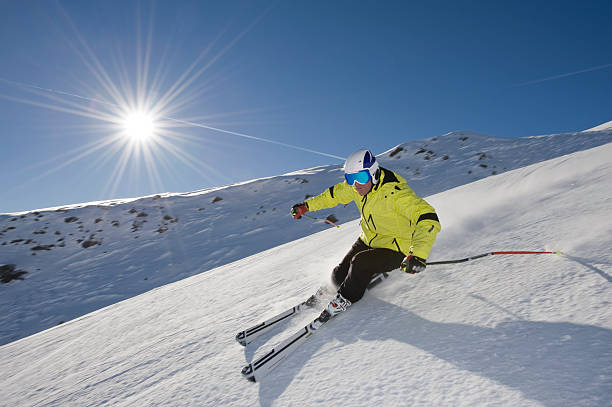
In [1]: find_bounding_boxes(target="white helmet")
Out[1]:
[344,149,380,184]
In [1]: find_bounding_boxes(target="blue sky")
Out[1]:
[1,0,611,213]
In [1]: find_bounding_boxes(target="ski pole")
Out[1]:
[428,250,563,265]
[302,213,340,229]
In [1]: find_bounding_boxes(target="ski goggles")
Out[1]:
[345,169,372,186]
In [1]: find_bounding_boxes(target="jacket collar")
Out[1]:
[372,167,398,192]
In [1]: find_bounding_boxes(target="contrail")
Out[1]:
[512,63,612,87]
[0,77,117,108]
[0,77,346,161]
[167,117,346,161]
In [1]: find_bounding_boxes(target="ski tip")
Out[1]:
[241,364,256,382]
[317,309,331,323]
[235,332,247,346]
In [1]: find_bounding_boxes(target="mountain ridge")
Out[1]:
[3,126,612,216]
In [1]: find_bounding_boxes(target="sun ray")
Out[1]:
[0,91,115,124]
[153,134,231,184]
[0,135,120,198]
[23,135,120,187]
[18,134,115,174]
[140,137,179,189]
[142,140,166,193]
[137,4,156,114]
[87,135,129,173]
[104,139,135,199]
[153,36,221,115]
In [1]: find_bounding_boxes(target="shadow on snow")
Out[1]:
[252,296,611,407]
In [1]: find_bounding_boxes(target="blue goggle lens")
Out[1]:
[345,170,371,186]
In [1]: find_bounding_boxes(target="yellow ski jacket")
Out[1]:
[305,168,440,260]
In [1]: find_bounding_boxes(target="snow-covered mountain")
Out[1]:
[1,128,612,346]
[1,137,610,406]
[584,120,612,132]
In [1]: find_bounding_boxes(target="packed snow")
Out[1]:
[1,139,610,406]
[1,128,611,346]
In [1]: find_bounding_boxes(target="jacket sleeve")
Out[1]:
[410,216,441,260]
[305,182,355,211]
[394,187,441,260]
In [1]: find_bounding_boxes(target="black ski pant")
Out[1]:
[333,238,405,303]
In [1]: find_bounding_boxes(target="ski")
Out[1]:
[235,287,331,346]
[240,271,391,382]
[241,310,332,382]
[235,272,390,346]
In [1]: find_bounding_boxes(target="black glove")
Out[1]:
[401,255,426,274]
[290,203,309,219]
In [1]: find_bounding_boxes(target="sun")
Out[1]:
[123,111,156,142]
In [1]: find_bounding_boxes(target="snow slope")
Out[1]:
[1,142,610,406]
[1,128,612,346]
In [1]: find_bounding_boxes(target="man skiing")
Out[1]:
[291,149,440,319]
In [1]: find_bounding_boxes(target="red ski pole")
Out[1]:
[428,251,563,265]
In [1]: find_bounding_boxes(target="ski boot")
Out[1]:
[319,292,351,322]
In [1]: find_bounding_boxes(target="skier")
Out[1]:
[291,149,440,318]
